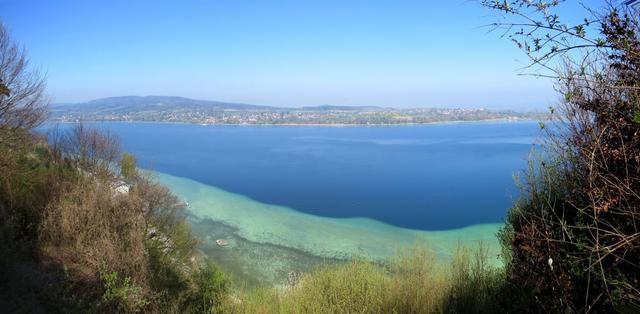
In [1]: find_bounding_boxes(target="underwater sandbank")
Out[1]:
[157,172,503,263]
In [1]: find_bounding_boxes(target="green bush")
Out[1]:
[100,271,149,313]
[234,245,506,314]
[186,262,230,313]
[121,152,137,180]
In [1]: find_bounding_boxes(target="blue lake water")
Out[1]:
[84,121,537,230]
[53,121,540,285]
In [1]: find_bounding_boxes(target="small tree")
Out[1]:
[0,22,48,143]
[121,152,137,180]
[62,123,121,178]
[187,262,229,313]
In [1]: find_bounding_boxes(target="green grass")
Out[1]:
[231,243,507,314]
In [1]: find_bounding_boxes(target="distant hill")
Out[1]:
[50,96,388,114]
[50,96,275,115]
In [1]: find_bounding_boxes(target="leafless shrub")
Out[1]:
[39,176,149,298]
[0,22,48,144]
[61,123,121,178]
[35,132,202,311]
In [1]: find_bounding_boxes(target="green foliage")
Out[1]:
[234,245,508,314]
[100,271,149,313]
[121,152,137,180]
[289,261,389,313]
[444,245,507,312]
[145,240,193,312]
[187,262,230,313]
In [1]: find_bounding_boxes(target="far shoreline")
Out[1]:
[47,117,544,128]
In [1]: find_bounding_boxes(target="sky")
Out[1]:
[0,0,602,109]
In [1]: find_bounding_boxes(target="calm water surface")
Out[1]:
[79,121,539,231]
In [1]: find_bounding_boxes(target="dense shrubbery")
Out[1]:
[483,1,640,312]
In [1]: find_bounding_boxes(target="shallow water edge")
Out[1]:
[156,171,504,286]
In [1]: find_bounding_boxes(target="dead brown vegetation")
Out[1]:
[482,1,640,311]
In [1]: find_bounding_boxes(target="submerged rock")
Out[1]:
[216,239,229,247]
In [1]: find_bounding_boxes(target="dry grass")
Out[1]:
[232,244,505,314]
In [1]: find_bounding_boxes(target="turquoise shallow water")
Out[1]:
[157,172,504,286]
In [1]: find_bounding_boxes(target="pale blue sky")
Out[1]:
[0,0,601,109]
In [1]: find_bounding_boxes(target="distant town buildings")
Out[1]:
[54,106,547,125]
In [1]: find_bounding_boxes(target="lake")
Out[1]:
[55,121,540,285]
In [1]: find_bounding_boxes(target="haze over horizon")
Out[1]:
[52,94,544,112]
[1,0,599,110]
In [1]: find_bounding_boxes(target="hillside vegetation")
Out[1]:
[233,245,508,313]
[482,0,640,312]
[0,124,232,312]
